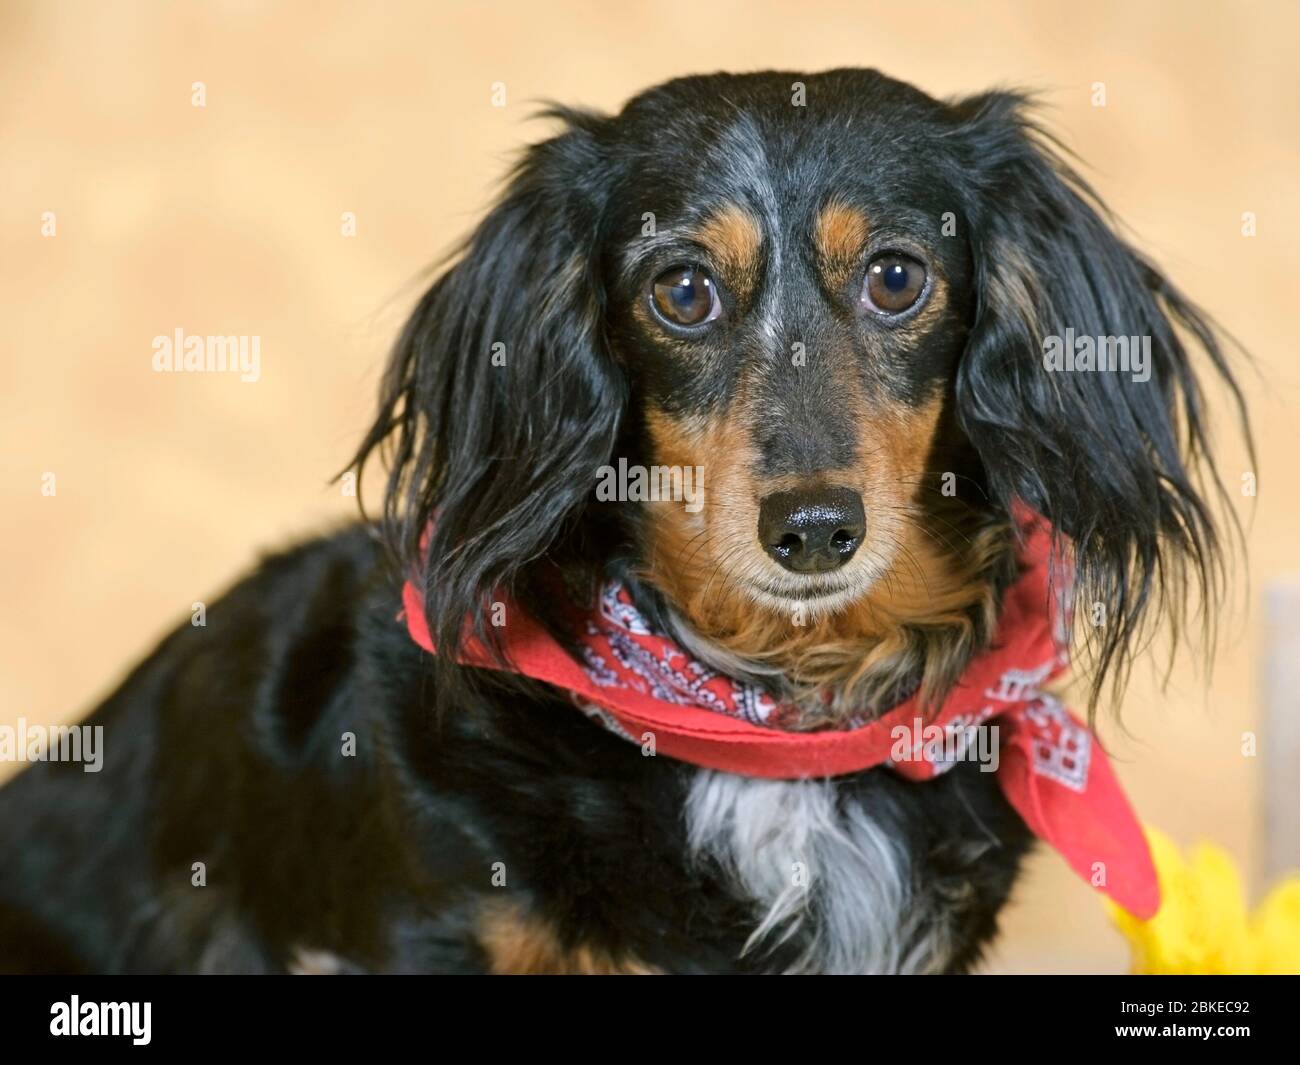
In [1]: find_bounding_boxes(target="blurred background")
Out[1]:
[1,0,1296,972]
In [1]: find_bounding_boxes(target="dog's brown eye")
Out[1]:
[651,266,721,328]
[862,254,927,315]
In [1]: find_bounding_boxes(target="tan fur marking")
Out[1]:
[814,200,870,284]
[691,203,763,298]
[640,387,1011,727]
[477,898,659,975]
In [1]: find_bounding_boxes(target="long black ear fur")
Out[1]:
[949,92,1250,709]
[348,108,624,701]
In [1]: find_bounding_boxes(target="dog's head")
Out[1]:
[354,69,1246,717]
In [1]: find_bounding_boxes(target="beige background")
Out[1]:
[1,0,1296,972]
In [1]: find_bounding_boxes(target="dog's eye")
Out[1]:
[651,266,721,328]
[861,254,927,315]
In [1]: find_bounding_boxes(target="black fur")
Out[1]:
[949,92,1248,704]
[0,69,1245,973]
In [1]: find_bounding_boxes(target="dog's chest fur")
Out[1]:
[685,770,955,974]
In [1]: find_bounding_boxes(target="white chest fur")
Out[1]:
[684,770,952,974]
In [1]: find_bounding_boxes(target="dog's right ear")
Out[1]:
[349,107,624,673]
[948,91,1251,708]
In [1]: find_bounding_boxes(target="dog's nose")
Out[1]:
[758,488,865,574]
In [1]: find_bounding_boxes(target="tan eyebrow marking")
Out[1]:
[814,201,870,289]
[689,202,763,300]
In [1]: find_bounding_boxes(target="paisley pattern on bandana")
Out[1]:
[582,581,778,724]
[400,507,1160,919]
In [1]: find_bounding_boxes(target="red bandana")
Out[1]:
[401,517,1159,919]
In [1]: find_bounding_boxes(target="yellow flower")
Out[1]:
[1250,879,1300,975]
[1106,826,1300,974]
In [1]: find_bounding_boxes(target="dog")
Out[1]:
[0,68,1247,974]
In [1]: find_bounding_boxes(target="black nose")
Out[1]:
[758,488,866,574]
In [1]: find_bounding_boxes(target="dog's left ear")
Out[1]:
[349,107,624,680]
[949,92,1249,701]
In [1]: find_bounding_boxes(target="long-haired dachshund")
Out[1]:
[0,69,1247,974]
